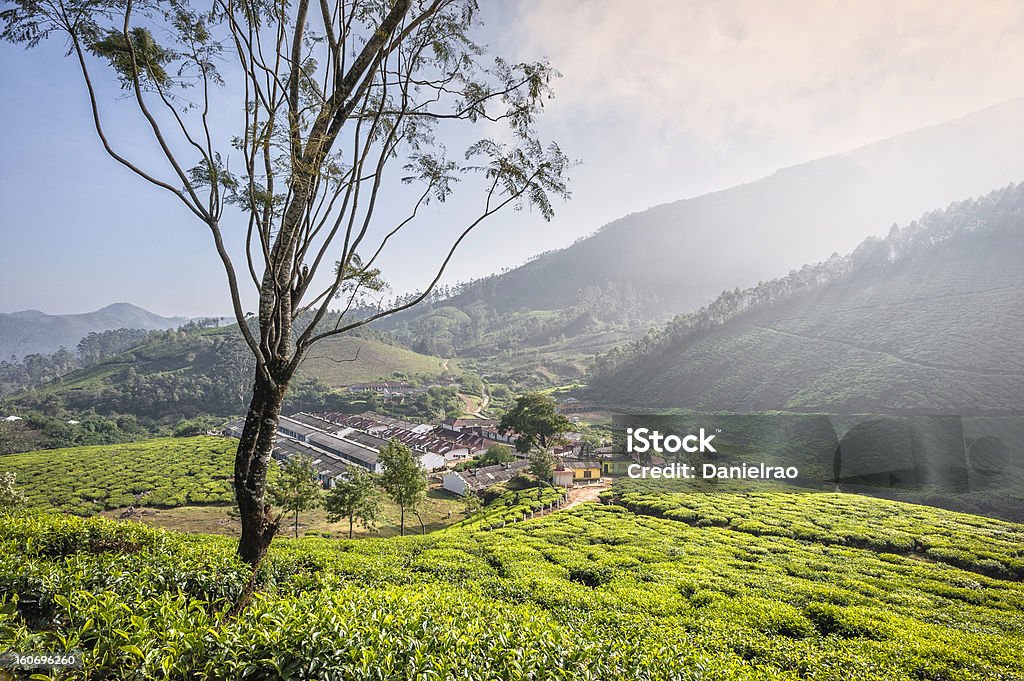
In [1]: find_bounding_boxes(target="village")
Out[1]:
[222,402,623,503]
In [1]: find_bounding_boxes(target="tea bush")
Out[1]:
[2,494,1023,680]
[613,480,1024,579]
[0,437,236,514]
[453,486,568,530]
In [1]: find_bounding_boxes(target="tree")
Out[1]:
[269,455,322,539]
[527,448,556,497]
[499,393,572,455]
[2,0,571,566]
[377,439,426,537]
[579,431,604,454]
[0,472,26,509]
[460,490,482,522]
[324,467,380,539]
[478,443,514,467]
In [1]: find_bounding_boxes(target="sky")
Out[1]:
[1,0,1023,317]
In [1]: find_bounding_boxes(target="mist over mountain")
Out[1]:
[0,303,188,359]
[590,183,1024,414]
[411,98,1024,319]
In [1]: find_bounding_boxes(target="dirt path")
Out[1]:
[562,483,608,511]
[459,382,491,418]
[458,393,482,416]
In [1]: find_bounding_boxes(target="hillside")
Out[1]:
[1,437,463,538]
[7,324,452,421]
[0,303,188,359]
[2,437,236,514]
[2,492,1022,679]
[385,99,1024,326]
[591,184,1024,414]
[297,335,449,387]
[375,100,1024,385]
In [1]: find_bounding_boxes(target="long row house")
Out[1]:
[223,410,608,494]
[223,411,513,489]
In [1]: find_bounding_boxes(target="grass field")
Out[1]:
[1,436,465,537]
[296,335,452,387]
[101,489,465,539]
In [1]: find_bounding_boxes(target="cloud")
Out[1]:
[511,0,1024,157]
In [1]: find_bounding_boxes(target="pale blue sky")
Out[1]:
[2,1,1023,317]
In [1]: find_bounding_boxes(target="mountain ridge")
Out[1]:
[589,183,1024,414]
[0,303,190,359]
[377,98,1024,384]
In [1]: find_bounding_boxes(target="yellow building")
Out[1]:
[554,459,602,487]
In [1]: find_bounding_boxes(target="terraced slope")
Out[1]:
[2,491,1022,679]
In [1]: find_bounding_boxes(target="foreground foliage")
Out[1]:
[612,480,1024,580]
[2,491,1023,680]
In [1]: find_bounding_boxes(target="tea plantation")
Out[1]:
[1,437,236,514]
[2,491,1023,680]
[612,480,1024,580]
[453,486,570,530]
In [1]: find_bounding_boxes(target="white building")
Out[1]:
[443,459,530,497]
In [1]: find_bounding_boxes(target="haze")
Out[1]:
[1,0,1023,317]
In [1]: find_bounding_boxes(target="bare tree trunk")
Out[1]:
[348,517,354,540]
[293,507,299,538]
[234,372,287,566]
[399,504,405,537]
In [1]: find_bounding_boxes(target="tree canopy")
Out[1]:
[269,455,322,539]
[499,392,572,454]
[1,0,572,565]
[324,466,380,539]
[377,439,426,537]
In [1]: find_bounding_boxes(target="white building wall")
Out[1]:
[418,451,447,471]
[442,446,471,461]
[443,472,468,496]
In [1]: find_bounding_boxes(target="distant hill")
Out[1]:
[590,184,1024,415]
[0,303,188,359]
[382,99,1024,377]
[8,322,452,421]
[298,335,449,388]
[451,98,1024,315]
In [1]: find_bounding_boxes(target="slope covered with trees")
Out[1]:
[3,322,451,424]
[591,184,1024,414]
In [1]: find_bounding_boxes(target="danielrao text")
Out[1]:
[627,463,799,479]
